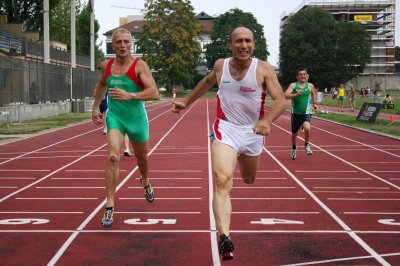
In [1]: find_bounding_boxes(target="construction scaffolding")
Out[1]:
[280,0,396,75]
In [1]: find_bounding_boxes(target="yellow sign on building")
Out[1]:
[354,15,373,22]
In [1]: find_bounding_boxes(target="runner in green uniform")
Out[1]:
[92,28,159,227]
[284,68,318,160]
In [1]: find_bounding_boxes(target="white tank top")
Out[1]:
[216,58,266,125]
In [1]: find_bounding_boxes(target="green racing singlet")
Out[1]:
[291,82,312,115]
[104,57,149,142]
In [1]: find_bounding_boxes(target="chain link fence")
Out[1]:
[0,56,98,107]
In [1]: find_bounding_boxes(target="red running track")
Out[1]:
[0,99,399,265]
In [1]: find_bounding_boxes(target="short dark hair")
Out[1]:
[295,68,307,76]
[229,25,255,43]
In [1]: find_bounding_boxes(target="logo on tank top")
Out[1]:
[110,80,127,85]
[222,81,230,83]
[239,86,256,92]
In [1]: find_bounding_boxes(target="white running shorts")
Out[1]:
[211,119,264,156]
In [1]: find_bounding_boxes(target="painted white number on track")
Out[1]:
[251,218,304,225]
[378,219,400,225]
[0,218,49,225]
[124,219,177,225]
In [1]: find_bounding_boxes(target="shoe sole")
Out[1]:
[101,221,113,227]
[123,152,131,157]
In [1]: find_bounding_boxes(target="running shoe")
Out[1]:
[123,149,131,157]
[305,144,313,155]
[140,177,154,203]
[300,127,304,132]
[101,207,114,227]
[291,148,296,160]
[218,234,234,261]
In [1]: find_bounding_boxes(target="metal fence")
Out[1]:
[0,56,98,107]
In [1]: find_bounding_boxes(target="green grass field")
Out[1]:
[0,89,398,138]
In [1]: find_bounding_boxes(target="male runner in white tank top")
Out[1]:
[172,26,287,261]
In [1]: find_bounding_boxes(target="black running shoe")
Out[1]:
[218,234,234,261]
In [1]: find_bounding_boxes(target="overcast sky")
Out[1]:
[93,0,400,67]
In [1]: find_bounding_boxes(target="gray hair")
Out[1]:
[112,28,132,42]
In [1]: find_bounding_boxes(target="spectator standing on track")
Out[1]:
[92,28,159,228]
[172,88,177,99]
[337,84,346,112]
[284,68,318,160]
[348,84,356,111]
[172,25,286,261]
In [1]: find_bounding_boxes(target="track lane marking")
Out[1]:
[262,138,391,265]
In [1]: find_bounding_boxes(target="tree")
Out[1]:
[76,2,104,64]
[279,7,371,89]
[136,0,203,90]
[335,20,371,81]
[0,0,61,39]
[395,46,400,61]
[204,8,268,70]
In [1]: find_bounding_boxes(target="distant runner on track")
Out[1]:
[172,25,286,261]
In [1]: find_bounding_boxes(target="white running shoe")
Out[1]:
[123,149,131,157]
[305,144,313,155]
[103,127,107,135]
[291,149,296,160]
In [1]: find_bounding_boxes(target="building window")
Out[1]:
[106,43,115,55]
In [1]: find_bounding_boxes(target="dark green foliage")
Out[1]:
[136,0,203,90]
[204,8,268,70]
[279,7,371,90]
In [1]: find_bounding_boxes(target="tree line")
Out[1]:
[1,0,398,91]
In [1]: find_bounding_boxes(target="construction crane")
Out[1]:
[110,5,143,11]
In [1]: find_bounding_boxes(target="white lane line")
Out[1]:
[375,171,400,172]
[36,187,104,189]
[296,170,357,173]
[2,229,400,234]
[0,131,106,204]
[329,198,400,201]
[0,212,83,214]
[206,100,220,266]
[0,127,99,166]
[149,170,203,172]
[116,212,201,214]
[343,212,400,214]
[0,177,36,179]
[232,212,319,214]
[48,103,204,266]
[128,187,202,189]
[16,198,98,200]
[234,170,280,172]
[143,178,202,180]
[314,187,389,189]
[305,178,371,180]
[51,178,104,180]
[234,177,287,180]
[0,187,17,188]
[263,126,391,265]
[66,169,126,172]
[233,187,295,189]
[231,198,306,200]
[119,198,202,200]
[0,170,50,172]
